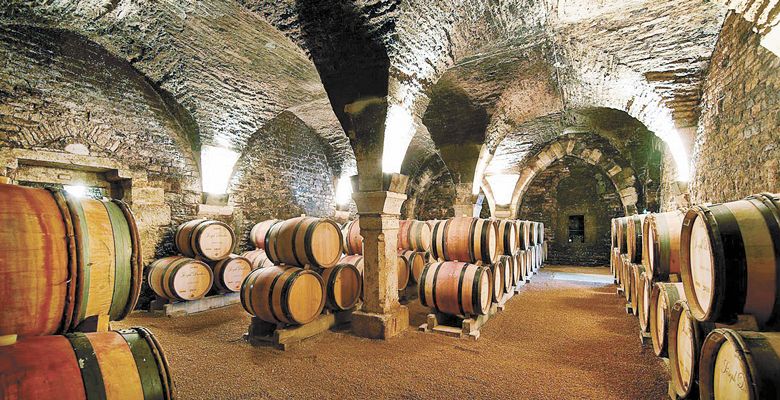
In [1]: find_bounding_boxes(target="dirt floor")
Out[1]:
[116,266,669,400]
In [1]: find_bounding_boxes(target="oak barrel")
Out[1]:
[241,249,273,270]
[630,264,646,316]
[401,250,427,284]
[669,300,712,399]
[517,251,528,282]
[321,263,362,311]
[338,255,365,300]
[0,327,174,400]
[398,219,431,252]
[528,221,540,245]
[625,214,646,263]
[649,282,686,356]
[497,255,513,293]
[210,254,252,293]
[642,210,684,280]
[396,252,411,290]
[0,184,142,337]
[680,193,780,328]
[241,265,325,325]
[516,220,531,250]
[419,261,492,316]
[488,262,504,302]
[266,216,343,269]
[638,272,652,333]
[496,219,518,256]
[175,219,235,261]
[148,256,214,301]
[616,216,630,254]
[698,329,780,400]
[249,219,280,250]
[341,219,363,255]
[429,217,497,264]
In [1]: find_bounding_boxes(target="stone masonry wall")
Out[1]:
[229,111,337,250]
[690,13,780,204]
[413,170,456,221]
[518,157,623,265]
[0,25,201,263]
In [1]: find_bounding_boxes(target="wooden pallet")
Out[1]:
[496,289,514,312]
[150,292,240,317]
[418,305,498,341]
[244,310,353,351]
[639,330,652,346]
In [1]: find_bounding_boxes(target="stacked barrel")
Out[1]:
[610,193,780,399]
[148,218,246,302]
[243,216,353,325]
[0,183,175,398]
[421,217,546,318]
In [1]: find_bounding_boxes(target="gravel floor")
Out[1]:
[115,266,669,400]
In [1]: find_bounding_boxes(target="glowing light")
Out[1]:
[761,26,780,57]
[201,145,240,194]
[471,145,491,195]
[662,130,690,182]
[64,184,87,198]
[382,105,415,173]
[335,175,354,206]
[485,174,520,205]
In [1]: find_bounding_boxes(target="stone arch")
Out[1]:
[508,134,640,216]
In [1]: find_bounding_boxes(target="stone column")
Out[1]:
[351,189,409,339]
[452,182,480,217]
[494,205,512,219]
[343,97,409,339]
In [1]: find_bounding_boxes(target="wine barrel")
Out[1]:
[241,265,325,325]
[625,214,646,263]
[497,255,513,293]
[0,327,174,400]
[524,250,533,279]
[241,249,273,269]
[398,220,431,252]
[266,216,343,269]
[616,216,630,254]
[419,261,492,316]
[148,256,214,301]
[649,282,686,356]
[321,263,362,311]
[638,272,652,333]
[401,250,427,284]
[698,329,780,400]
[396,252,411,290]
[341,219,363,255]
[642,210,684,280]
[338,255,365,300]
[488,262,504,302]
[611,248,621,282]
[528,221,540,245]
[249,219,280,250]
[429,217,497,264]
[210,254,252,293]
[0,184,142,337]
[517,220,531,250]
[496,220,518,256]
[516,251,528,282]
[630,264,646,316]
[680,193,780,328]
[175,219,235,261]
[669,300,712,399]
[430,220,446,261]
[506,254,519,286]
[611,218,620,249]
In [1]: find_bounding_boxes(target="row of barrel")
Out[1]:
[0,183,175,399]
[611,192,780,399]
[239,216,547,325]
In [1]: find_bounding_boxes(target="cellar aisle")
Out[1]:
[115,266,668,400]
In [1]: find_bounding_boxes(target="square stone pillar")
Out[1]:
[453,183,481,217]
[351,189,409,339]
[494,205,512,219]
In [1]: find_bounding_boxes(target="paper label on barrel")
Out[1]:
[713,340,749,400]
[676,312,695,389]
[200,225,233,260]
[690,216,714,313]
[223,261,252,292]
[174,264,212,299]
